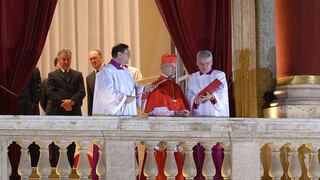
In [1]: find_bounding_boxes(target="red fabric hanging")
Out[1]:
[0,0,57,115]
[155,0,234,116]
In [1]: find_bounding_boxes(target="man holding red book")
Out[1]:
[186,50,229,117]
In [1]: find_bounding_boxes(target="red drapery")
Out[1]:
[0,0,57,115]
[155,0,234,116]
[275,0,320,78]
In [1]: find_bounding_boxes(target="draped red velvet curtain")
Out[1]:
[275,0,320,78]
[0,0,57,115]
[155,0,233,116]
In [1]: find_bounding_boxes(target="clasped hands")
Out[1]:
[60,99,74,111]
[194,92,215,104]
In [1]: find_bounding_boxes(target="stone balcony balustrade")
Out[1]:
[0,116,319,180]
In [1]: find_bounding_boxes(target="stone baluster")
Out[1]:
[202,143,215,179]
[36,140,51,179]
[7,153,12,179]
[221,142,231,180]
[144,142,158,179]
[55,140,72,179]
[17,140,32,180]
[269,143,284,180]
[260,154,264,179]
[0,138,10,179]
[76,140,91,179]
[287,143,302,180]
[304,144,311,172]
[307,144,320,180]
[182,143,196,180]
[95,141,106,180]
[164,142,178,180]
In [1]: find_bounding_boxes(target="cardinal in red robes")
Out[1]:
[144,53,189,116]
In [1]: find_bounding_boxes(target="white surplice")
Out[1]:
[92,64,140,116]
[186,70,229,117]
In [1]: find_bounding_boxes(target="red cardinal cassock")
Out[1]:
[144,75,189,115]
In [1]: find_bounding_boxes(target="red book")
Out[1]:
[198,78,222,96]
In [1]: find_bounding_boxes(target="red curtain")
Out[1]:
[155,0,234,116]
[0,0,57,115]
[275,0,320,78]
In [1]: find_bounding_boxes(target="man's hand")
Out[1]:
[60,99,73,111]
[201,92,214,101]
[194,95,203,104]
[125,96,135,104]
[175,110,190,117]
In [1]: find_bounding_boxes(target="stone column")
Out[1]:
[264,0,320,118]
[105,140,136,179]
[232,0,258,117]
[231,141,261,179]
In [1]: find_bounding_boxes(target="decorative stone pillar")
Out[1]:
[182,143,196,180]
[36,140,51,179]
[17,140,32,180]
[307,144,320,180]
[55,140,72,179]
[143,141,157,179]
[0,138,10,179]
[264,0,320,118]
[76,140,91,179]
[221,143,231,180]
[269,143,283,180]
[288,144,302,180]
[164,142,178,179]
[95,141,106,180]
[202,144,215,179]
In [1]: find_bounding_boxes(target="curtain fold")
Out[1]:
[0,0,57,115]
[155,0,234,116]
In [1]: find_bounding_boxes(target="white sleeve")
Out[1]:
[211,72,229,116]
[186,77,197,110]
[135,84,144,109]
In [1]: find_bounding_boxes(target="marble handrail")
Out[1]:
[1,116,320,179]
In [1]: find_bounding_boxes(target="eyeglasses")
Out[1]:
[123,52,131,56]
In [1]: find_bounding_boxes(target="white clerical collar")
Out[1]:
[60,67,70,73]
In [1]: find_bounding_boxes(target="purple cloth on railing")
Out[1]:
[135,146,147,180]
[91,144,100,180]
[212,143,224,180]
[192,143,205,180]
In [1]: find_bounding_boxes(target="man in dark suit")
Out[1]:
[86,50,104,116]
[17,67,41,115]
[47,49,85,116]
[40,57,59,115]
[46,49,85,167]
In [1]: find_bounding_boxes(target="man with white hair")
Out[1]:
[186,50,229,117]
[144,53,189,116]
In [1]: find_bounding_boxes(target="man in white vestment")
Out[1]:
[92,43,142,116]
[186,50,229,117]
